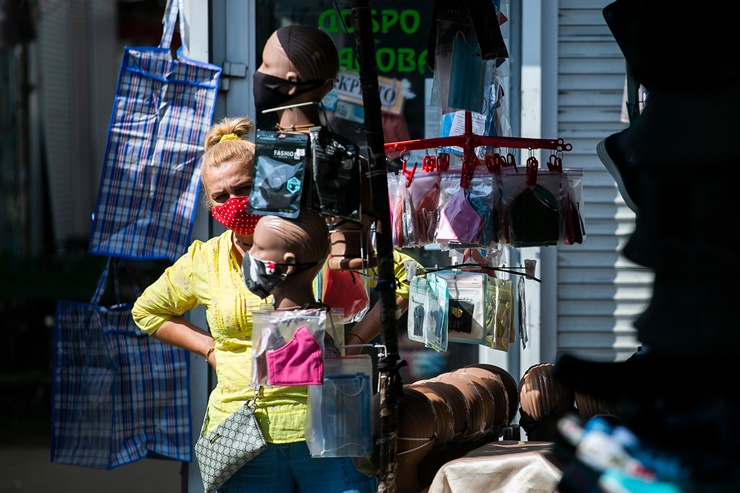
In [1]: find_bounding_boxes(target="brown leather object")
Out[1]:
[518,363,575,423]
[465,363,519,424]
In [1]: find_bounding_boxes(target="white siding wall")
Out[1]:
[555,0,649,362]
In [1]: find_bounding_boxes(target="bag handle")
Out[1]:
[160,0,187,50]
[91,258,113,306]
[114,258,143,302]
[90,258,142,306]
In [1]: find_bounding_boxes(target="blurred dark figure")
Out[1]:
[0,0,36,50]
[554,1,740,492]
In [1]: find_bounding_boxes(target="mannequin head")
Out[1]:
[254,25,377,271]
[244,208,330,307]
[518,363,575,441]
[254,25,339,120]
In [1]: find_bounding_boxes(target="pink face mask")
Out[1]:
[436,189,484,243]
[266,325,323,386]
[211,196,261,235]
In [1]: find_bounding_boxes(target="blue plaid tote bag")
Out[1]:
[51,258,192,469]
[88,0,221,261]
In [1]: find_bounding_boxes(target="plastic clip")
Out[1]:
[438,152,450,171]
[526,155,539,186]
[547,153,563,172]
[402,158,417,188]
[485,152,506,172]
[422,152,437,172]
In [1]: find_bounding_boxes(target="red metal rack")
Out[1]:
[384,111,572,188]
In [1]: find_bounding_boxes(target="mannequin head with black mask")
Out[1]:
[254,25,377,273]
[254,25,338,129]
[243,208,329,308]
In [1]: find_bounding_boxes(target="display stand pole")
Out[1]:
[348,1,401,492]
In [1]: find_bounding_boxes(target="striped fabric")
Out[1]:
[51,260,191,469]
[88,0,221,261]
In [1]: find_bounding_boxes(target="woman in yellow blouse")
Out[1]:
[132,115,377,492]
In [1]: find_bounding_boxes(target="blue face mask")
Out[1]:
[447,33,485,113]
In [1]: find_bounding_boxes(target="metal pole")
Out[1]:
[347,1,401,492]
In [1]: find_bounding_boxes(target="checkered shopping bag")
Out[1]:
[88,0,221,261]
[51,258,191,469]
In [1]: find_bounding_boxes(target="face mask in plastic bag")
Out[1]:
[407,276,430,345]
[483,277,513,352]
[436,188,484,244]
[252,308,330,386]
[248,130,308,219]
[424,273,449,353]
[434,271,487,344]
[267,325,323,386]
[448,32,485,113]
[309,127,363,223]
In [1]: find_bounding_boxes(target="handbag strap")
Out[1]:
[160,0,187,50]
[91,258,114,305]
[90,258,142,306]
[249,386,264,408]
[114,258,143,301]
[72,258,113,339]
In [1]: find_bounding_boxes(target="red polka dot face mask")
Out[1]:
[211,196,261,235]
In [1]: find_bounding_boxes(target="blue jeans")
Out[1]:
[218,441,377,493]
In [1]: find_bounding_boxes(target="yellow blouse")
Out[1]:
[132,230,307,442]
[366,249,414,299]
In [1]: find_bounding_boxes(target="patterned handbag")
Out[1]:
[195,393,267,493]
[87,0,221,261]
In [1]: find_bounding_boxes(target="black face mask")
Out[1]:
[242,253,321,299]
[253,71,328,114]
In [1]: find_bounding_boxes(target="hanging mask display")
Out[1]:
[248,130,308,219]
[266,325,324,386]
[309,126,363,223]
[435,188,485,245]
[435,270,487,345]
[253,71,328,114]
[210,196,261,235]
[251,308,332,388]
[448,32,485,113]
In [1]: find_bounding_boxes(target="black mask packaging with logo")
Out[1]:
[309,127,363,223]
[248,130,308,219]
